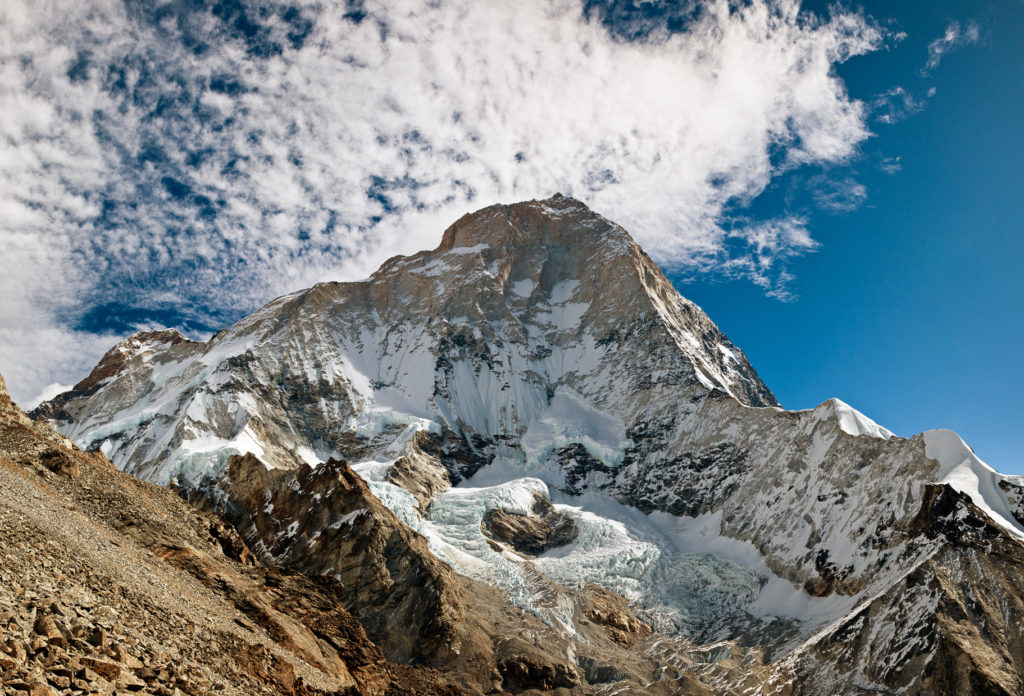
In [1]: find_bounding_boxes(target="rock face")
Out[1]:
[33,195,1024,694]
[784,484,1024,696]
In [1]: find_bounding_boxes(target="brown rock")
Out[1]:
[192,453,467,667]
[46,674,71,689]
[87,627,107,650]
[133,665,157,681]
[112,642,143,669]
[385,430,452,511]
[6,638,27,662]
[82,656,120,681]
[116,669,148,691]
[582,584,652,647]
[496,638,580,692]
[33,615,63,647]
[482,492,578,555]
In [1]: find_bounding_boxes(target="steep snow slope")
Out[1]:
[36,195,1024,662]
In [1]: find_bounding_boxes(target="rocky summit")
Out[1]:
[14,195,1024,694]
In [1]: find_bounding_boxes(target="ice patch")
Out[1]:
[521,387,629,467]
[549,280,579,304]
[350,460,395,481]
[295,446,321,467]
[446,243,489,255]
[512,278,536,297]
[330,508,367,528]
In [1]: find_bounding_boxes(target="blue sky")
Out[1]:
[0,0,1019,472]
[674,0,1024,473]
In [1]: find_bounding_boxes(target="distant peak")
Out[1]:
[73,329,192,393]
[544,192,585,207]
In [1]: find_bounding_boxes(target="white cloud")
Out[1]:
[0,0,885,402]
[922,20,980,75]
[722,217,819,300]
[812,176,868,213]
[872,86,927,124]
[879,156,902,175]
[25,382,75,411]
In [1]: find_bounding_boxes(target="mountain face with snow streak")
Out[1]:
[36,195,1024,694]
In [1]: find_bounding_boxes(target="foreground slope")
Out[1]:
[0,372,467,696]
[34,195,1024,693]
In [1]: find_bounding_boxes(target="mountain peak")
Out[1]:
[437,193,625,254]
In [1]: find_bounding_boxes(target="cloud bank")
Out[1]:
[0,0,884,403]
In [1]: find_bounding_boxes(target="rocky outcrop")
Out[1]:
[186,453,466,667]
[30,330,194,424]
[581,583,653,648]
[385,430,452,511]
[783,485,1024,695]
[481,492,578,555]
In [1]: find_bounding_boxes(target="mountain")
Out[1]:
[32,195,1024,694]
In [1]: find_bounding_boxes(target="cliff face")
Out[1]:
[31,195,1024,694]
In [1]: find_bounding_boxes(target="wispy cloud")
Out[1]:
[872,86,928,124]
[879,157,902,175]
[722,217,819,301]
[922,20,980,75]
[0,0,885,402]
[811,176,869,213]
[866,20,979,131]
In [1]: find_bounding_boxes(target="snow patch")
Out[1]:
[828,399,894,440]
[549,280,579,304]
[512,278,536,297]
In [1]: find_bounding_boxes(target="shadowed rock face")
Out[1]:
[185,452,467,667]
[787,485,1024,696]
